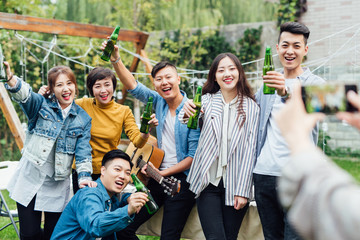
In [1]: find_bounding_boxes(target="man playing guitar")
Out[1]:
[102,41,200,240]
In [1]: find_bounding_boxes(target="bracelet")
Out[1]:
[6,74,13,82]
[110,56,121,63]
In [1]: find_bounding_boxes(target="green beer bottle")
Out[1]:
[187,86,202,129]
[140,96,153,134]
[263,46,275,94]
[101,26,120,62]
[0,43,8,82]
[131,174,159,215]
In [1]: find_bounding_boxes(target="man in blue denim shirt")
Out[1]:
[253,22,325,240]
[51,149,148,240]
[102,40,200,240]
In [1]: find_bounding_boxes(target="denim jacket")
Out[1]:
[255,68,325,158]
[51,178,133,240]
[6,77,92,183]
[128,82,200,175]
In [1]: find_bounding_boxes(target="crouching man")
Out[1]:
[51,149,148,240]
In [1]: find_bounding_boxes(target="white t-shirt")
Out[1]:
[254,78,298,176]
[159,110,178,171]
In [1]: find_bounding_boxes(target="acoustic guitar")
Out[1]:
[126,142,181,197]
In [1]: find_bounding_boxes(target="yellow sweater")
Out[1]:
[75,98,147,174]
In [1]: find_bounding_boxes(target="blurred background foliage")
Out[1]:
[0,0,288,160]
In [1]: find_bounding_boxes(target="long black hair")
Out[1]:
[202,53,255,128]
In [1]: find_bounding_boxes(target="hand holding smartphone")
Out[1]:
[301,83,358,114]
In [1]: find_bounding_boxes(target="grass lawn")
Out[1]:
[332,158,360,182]
[0,190,19,240]
[1,157,358,239]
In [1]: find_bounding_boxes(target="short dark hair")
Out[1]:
[101,149,133,169]
[151,61,177,78]
[47,66,79,96]
[278,22,310,45]
[86,67,117,97]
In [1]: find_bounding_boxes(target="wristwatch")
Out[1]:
[282,86,291,99]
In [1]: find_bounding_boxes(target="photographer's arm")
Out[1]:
[275,85,360,240]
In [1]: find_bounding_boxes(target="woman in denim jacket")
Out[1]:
[38,67,157,194]
[3,62,94,240]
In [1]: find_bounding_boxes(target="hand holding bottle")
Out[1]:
[262,71,287,96]
[140,97,154,134]
[127,192,149,215]
[100,26,120,62]
[140,113,158,139]
[131,174,159,215]
[263,46,276,94]
[183,99,197,118]
[101,39,121,63]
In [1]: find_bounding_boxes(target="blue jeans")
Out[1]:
[254,173,302,240]
[197,180,249,240]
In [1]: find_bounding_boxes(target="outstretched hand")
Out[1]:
[2,61,16,86]
[274,83,325,155]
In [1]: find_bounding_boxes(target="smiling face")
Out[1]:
[92,77,114,104]
[277,31,308,76]
[53,74,76,109]
[153,66,181,102]
[215,56,239,96]
[101,158,131,197]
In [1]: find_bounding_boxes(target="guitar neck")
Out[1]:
[137,157,164,184]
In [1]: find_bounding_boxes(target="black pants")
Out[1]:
[254,173,302,240]
[116,172,196,240]
[72,169,101,194]
[16,196,61,240]
[197,180,249,240]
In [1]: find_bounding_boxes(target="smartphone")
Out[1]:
[301,83,358,114]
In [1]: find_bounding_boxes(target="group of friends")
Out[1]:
[2,21,359,240]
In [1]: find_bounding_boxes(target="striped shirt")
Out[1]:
[183,91,260,206]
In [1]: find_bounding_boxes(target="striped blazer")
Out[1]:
[186,91,260,206]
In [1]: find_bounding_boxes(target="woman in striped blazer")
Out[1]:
[180,53,260,240]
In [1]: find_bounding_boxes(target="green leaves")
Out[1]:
[277,0,306,27]
[157,26,263,96]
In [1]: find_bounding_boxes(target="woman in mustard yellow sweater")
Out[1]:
[40,67,157,193]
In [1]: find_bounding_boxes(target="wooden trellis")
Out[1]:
[0,12,153,150]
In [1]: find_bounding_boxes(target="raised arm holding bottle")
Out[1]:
[101,38,200,240]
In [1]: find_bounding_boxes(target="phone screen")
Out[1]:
[301,84,358,114]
